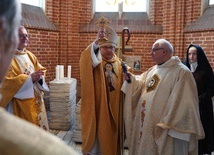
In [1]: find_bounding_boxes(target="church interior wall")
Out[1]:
[21,0,214,93]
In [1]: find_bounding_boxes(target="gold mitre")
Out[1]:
[96,15,118,47]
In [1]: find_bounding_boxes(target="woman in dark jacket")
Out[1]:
[184,44,214,155]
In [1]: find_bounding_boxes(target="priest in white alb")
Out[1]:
[122,39,205,155]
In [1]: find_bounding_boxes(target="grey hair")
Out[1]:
[0,0,21,54]
[155,39,174,54]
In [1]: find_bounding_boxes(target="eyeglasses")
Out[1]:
[101,46,115,50]
[19,34,30,39]
[151,47,164,53]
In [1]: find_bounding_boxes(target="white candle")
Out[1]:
[67,65,71,78]
[55,66,59,80]
[62,65,64,79]
[59,65,64,79]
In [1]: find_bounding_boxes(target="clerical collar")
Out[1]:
[157,57,173,66]
[157,59,168,65]
[158,62,164,65]
[15,48,26,55]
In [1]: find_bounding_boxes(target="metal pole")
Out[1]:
[121,27,131,155]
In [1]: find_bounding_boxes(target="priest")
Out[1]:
[0,26,49,131]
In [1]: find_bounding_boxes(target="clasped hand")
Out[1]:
[31,70,44,83]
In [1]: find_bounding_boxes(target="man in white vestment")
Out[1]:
[0,1,80,154]
[122,39,205,155]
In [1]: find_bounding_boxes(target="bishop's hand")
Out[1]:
[95,28,106,45]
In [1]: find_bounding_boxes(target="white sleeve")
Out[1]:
[168,129,190,155]
[91,42,102,68]
[14,75,34,99]
[168,129,191,142]
[173,138,189,155]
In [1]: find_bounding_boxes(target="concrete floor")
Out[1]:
[50,128,214,155]
[50,128,129,155]
[48,97,214,155]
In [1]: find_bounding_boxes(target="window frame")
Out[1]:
[210,0,214,5]
[93,0,147,13]
[201,0,214,15]
[20,0,45,11]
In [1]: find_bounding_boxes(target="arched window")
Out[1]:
[20,0,45,11]
[210,0,214,5]
[95,0,146,12]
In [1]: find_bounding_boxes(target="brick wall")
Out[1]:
[26,29,59,83]
[184,31,214,68]
[23,0,214,86]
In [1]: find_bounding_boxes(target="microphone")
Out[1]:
[121,61,131,83]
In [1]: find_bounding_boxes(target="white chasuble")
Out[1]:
[122,56,204,155]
